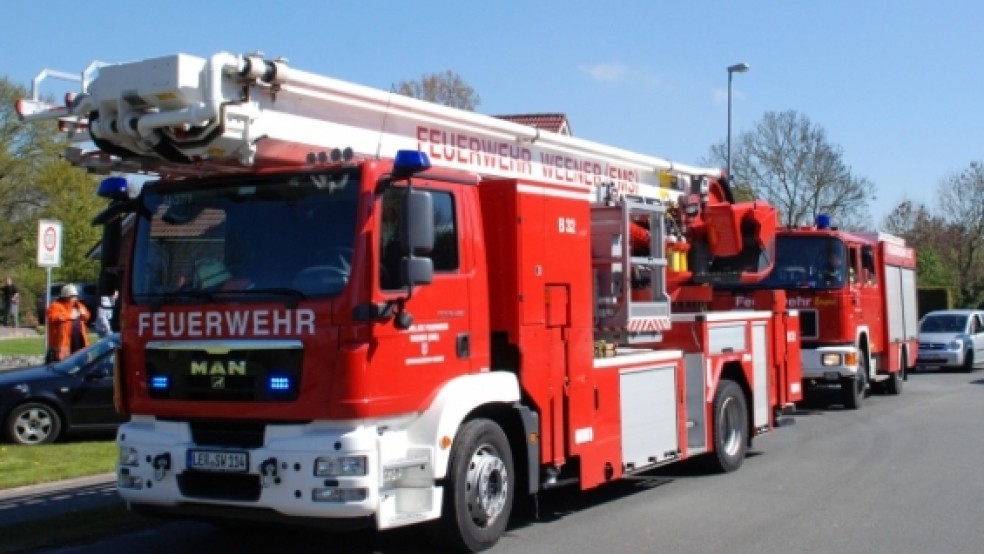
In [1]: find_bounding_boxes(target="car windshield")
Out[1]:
[130,170,360,305]
[50,335,119,375]
[920,314,968,334]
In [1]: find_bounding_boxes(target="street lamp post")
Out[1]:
[726,62,749,181]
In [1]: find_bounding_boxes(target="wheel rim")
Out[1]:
[720,396,743,456]
[464,444,509,528]
[14,407,54,444]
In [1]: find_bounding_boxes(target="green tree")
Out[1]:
[916,249,954,289]
[395,70,481,111]
[0,76,102,321]
[882,163,984,308]
[0,78,63,265]
[28,162,102,282]
[930,162,984,307]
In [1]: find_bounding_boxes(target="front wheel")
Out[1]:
[842,372,866,410]
[843,350,868,410]
[962,350,974,373]
[703,379,749,473]
[435,419,515,553]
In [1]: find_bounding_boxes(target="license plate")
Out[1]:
[187,449,249,472]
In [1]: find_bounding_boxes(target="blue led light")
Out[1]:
[269,376,291,391]
[150,375,170,390]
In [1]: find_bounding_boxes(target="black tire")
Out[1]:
[435,419,514,553]
[884,368,903,396]
[5,402,62,445]
[885,352,905,396]
[703,379,748,473]
[962,350,974,373]
[842,368,866,410]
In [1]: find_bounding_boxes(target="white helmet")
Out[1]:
[60,284,79,298]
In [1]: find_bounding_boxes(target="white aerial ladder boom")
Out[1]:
[17,52,721,204]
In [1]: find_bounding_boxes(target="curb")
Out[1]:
[0,473,119,527]
[0,472,116,501]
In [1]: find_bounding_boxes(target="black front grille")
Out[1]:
[178,471,261,502]
[145,344,303,402]
[799,309,818,339]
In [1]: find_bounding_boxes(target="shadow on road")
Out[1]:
[0,477,118,527]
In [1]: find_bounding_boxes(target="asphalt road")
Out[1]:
[29,367,984,553]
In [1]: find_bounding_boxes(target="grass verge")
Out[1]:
[0,503,155,554]
[0,335,45,357]
[0,441,117,489]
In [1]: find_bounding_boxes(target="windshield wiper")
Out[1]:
[222,287,307,308]
[144,290,216,311]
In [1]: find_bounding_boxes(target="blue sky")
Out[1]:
[3,0,982,223]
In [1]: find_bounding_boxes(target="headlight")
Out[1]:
[119,446,139,467]
[948,340,965,351]
[821,353,842,366]
[314,455,367,477]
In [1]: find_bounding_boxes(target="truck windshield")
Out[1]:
[727,236,848,290]
[130,170,360,305]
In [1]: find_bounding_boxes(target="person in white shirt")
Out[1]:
[94,290,117,338]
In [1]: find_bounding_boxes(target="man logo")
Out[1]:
[211,376,225,389]
[191,360,247,376]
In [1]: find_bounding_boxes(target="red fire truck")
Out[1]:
[713,217,919,409]
[18,52,801,552]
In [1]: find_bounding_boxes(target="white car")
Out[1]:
[916,309,984,372]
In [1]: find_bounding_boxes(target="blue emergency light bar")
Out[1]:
[392,150,432,179]
[816,213,832,229]
[97,176,129,200]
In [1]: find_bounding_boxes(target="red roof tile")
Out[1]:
[494,113,571,136]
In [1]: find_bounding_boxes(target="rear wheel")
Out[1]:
[884,368,903,395]
[435,419,514,553]
[885,352,905,396]
[703,379,748,473]
[5,402,62,444]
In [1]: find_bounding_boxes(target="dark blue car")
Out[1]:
[1,334,124,444]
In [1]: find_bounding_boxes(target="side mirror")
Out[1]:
[402,257,433,286]
[400,189,434,255]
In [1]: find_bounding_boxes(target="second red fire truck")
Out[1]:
[19,52,802,551]
[714,217,919,409]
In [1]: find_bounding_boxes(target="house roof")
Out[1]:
[494,113,571,136]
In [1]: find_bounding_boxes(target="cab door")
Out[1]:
[68,349,124,427]
[367,180,486,413]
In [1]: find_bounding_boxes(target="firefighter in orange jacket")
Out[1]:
[46,284,90,362]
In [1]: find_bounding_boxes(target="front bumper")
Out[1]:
[800,346,860,381]
[916,349,964,368]
[115,416,441,529]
